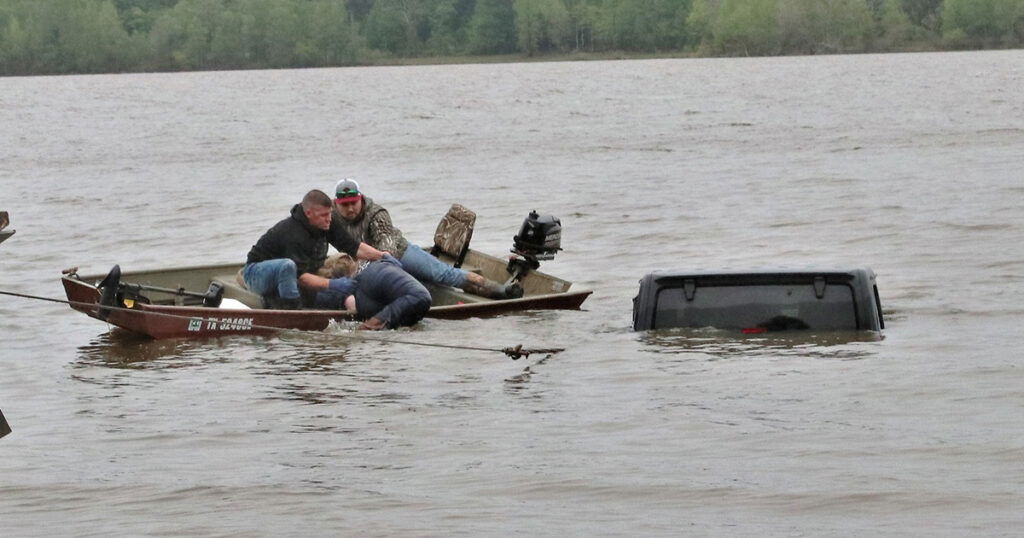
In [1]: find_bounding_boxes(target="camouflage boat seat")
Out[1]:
[430,203,476,268]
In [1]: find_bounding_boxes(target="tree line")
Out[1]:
[1,0,1022,76]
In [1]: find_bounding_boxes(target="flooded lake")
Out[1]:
[2,50,1023,535]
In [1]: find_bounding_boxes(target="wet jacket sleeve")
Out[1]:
[328,277,357,295]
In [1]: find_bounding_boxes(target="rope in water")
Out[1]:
[0,289,563,360]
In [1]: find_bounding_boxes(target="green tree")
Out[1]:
[467,0,517,54]
[346,0,375,23]
[686,0,718,51]
[114,0,177,33]
[0,3,35,74]
[252,0,303,67]
[900,0,942,31]
[873,0,919,50]
[296,0,359,66]
[148,0,222,69]
[0,0,136,74]
[777,0,873,54]
[364,0,428,55]
[424,0,463,54]
[71,0,137,71]
[997,0,1024,45]
[514,0,571,55]
[712,0,780,55]
[206,7,249,68]
[651,0,694,50]
[944,0,1024,47]
[945,0,998,46]
[560,0,604,51]
[603,0,691,51]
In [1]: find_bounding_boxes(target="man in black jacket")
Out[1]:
[244,189,386,310]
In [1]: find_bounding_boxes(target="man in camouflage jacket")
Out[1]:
[332,179,520,299]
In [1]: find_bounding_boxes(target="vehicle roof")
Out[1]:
[645,267,875,279]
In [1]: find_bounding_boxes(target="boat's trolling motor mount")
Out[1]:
[95,264,225,320]
[507,211,562,281]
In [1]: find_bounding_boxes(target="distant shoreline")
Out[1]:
[11,47,1023,79]
[357,47,1023,68]
[364,50,700,67]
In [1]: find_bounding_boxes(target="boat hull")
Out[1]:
[62,277,352,338]
[61,249,592,339]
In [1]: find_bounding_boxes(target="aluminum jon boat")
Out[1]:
[60,208,591,339]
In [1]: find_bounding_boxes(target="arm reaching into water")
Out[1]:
[357,242,386,261]
[298,272,330,290]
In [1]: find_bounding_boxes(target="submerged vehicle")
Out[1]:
[61,208,591,339]
[632,268,883,333]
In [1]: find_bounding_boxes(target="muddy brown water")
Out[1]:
[2,50,1023,535]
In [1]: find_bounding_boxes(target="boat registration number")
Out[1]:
[188,317,254,331]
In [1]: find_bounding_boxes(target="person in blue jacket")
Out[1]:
[314,253,432,330]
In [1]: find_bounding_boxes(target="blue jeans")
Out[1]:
[243,259,300,300]
[354,260,432,328]
[400,244,467,288]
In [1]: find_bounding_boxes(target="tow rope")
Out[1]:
[0,289,563,360]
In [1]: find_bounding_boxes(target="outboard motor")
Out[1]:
[512,211,562,261]
[508,211,562,281]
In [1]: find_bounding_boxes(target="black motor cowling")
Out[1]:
[512,211,561,261]
[96,264,122,321]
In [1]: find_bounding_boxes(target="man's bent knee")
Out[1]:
[278,259,297,276]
